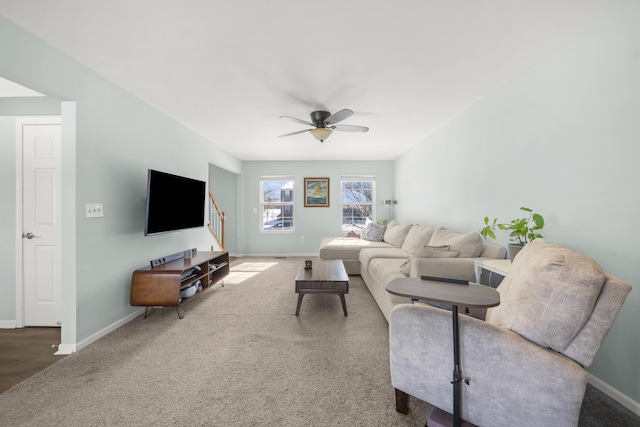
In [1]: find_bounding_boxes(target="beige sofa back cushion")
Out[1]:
[428,228,483,258]
[401,224,439,255]
[399,246,459,274]
[561,274,631,366]
[486,241,605,355]
[383,220,414,248]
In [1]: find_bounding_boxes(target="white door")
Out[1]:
[21,122,62,326]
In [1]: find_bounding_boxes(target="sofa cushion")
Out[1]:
[428,228,483,258]
[480,242,508,259]
[401,224,440,255]
[367,258,410,303]
[485,241,606,353]
[359,247,410,270]
[383,220,414,248]
[398,245,459,274]
[319,237,391,261]
[363,223,386,242]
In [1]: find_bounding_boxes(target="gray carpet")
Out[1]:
[1,257,638,426]
[580,384,640,427]
[0,257,428,426]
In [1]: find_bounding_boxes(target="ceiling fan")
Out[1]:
[279,109,369,143]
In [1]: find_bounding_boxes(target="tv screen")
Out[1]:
[144,169,206,235]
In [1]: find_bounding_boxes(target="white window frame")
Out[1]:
[260,175,295,233]
[340,175,376,235]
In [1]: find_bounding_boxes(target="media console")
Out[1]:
[130,250,229,319]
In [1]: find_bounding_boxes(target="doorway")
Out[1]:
[15,117,62,328]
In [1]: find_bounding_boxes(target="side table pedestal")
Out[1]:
[428,407,477,427]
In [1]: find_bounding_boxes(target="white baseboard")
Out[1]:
[0,320,17,329]
[73,308,145,353]
[2,309,146,355]
[588,373,640,416]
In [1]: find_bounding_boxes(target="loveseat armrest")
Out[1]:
[390,304,588,427]
[409,257,478,282]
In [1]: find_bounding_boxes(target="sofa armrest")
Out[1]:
[390,304,587,427]
[409,257,478,282]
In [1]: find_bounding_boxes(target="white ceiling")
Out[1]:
[0,0,617,161]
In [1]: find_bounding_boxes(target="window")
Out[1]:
[341,176,376,234]
[260,176,294,232]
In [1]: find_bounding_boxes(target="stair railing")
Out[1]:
[208,189,225,250]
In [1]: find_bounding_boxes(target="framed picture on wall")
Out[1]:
[304,178,330,207]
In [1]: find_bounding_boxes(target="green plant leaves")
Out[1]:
[532,213,544,229]
[479,207,545,244]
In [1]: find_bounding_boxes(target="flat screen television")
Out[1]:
[144,169,206,235]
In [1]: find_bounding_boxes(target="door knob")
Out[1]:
[22,232,38,239]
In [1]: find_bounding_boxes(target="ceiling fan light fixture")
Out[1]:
[310,127,333,142]
[279,109,367,141]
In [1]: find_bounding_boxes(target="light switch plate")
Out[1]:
[85,203,104,218]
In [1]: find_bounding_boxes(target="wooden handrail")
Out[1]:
[207,189,225,250]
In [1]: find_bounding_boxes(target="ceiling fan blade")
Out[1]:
[332,124,369,133]
[324,109,354,125]
[280,115,314,126]
[279,129,312,138]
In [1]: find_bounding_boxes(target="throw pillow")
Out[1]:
[399,245,459,275]
[401,224,439,255]
[428,228,484,258]
[363,223,386,242]
[383,220,414,248]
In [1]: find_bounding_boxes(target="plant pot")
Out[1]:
[508,244,524,262]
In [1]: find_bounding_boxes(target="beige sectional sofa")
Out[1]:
[319,220,506,321]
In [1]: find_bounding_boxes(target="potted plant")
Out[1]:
[480,207,545,260]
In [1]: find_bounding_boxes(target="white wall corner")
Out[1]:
[54,344,76,355]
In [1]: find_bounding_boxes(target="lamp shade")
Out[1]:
[310,127,333,142]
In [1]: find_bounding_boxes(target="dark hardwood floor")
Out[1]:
[0,327,64,393]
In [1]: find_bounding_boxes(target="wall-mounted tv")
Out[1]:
[144,169,206,235]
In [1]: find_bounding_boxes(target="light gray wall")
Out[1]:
[395,0,639,402]
[0,16,241,343]
[240,161,395,255]
[0,117,17,322]
[0,97,61,116]
[209,164,239,255]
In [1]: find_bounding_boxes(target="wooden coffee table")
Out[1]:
[295,259,349,316]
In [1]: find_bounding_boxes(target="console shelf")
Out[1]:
[130,251,229,319]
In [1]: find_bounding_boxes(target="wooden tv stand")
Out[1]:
[130,251,229,319]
